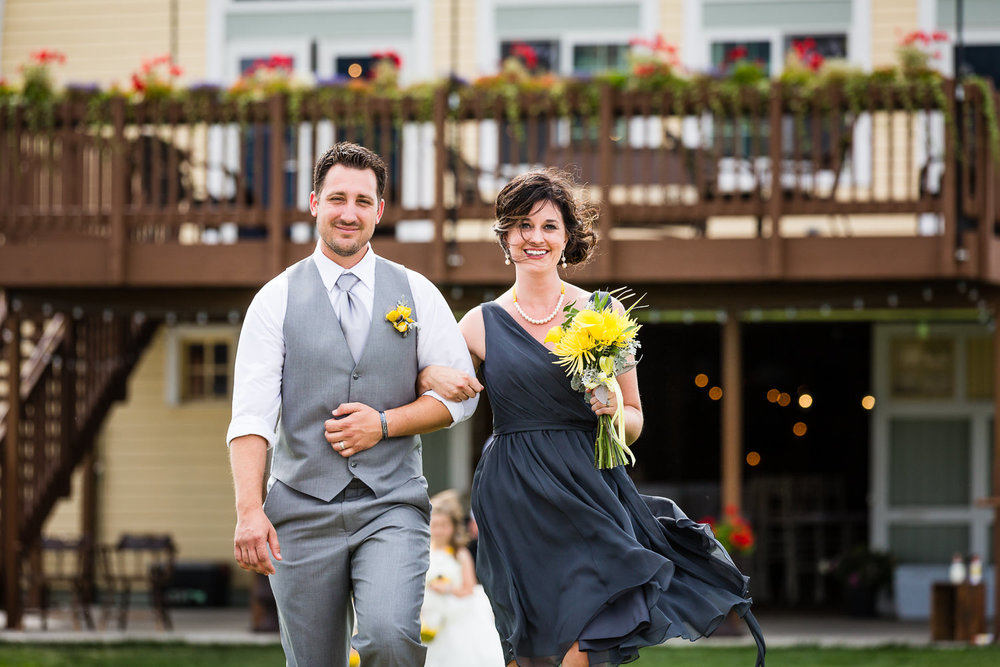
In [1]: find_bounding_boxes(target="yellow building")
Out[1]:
[3,0,999,612]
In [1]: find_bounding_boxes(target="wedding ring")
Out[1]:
[337,442,345,451]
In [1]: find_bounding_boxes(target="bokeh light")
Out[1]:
[798,393,813,409]
[348,63,363,78]
[861,395,876,410]
[777,392,791,407]
[793,422,807,436]
[766,388,780,403]
[708,386,723,400]
[746,451,761,466]
[694,373,709,388]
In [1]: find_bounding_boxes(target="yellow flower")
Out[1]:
[397,305,412,319]
[349,649,361,667]
[385,308,400,322]
[598,309,639,346]
[420,624,438,643]
[599,355,616,376]
[394,321,409,333]
[544,325,563,344]
[573,309,604,330]
[552,326,596,376]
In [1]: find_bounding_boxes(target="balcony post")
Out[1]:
[720,311,743,513]
[109,97,127,284]
[976,83,997,278]
[267,95,287,277]
[767,82,784,278]
[941,80,959,273]
[431,86,447,283]
[597,83,615,280]
[2,309,23,629]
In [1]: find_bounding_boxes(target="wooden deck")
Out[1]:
[0,80,997,290]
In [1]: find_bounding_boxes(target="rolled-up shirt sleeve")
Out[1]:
[227,274,286,447]
[408,271,479,425]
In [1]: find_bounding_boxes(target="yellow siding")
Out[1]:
[432,0,479,80]
[2,0,207,89]
[871,0,919,69]
[44,325,251,588]
[658,0,685,58]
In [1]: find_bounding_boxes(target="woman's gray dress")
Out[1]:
[471,302,765,666]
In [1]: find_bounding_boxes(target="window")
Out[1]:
[572,44,628,75]
[237,55,297,208]
[711,40,771,77]
[957,44,1000,87]
[335,55,375,80]
[500,40,559,73]
[782,34,848,62]
[166,326,238,404]
[181,340,233,401]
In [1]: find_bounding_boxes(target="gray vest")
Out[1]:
[271,255,421,502]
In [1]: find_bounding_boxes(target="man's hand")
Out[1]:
[325,402,383,457]
[234,506,281,575]
[417,365,483,401]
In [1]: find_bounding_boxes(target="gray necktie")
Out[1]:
[335,272,368,363]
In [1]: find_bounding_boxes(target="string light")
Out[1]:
[793,422,807,436]
[708,386,723,400]
[861,395,876,410]
[766,388,780,403]
[694,373,709,388]
[746,451,761,466]
[777,392,791,407]
[798,394,813,409]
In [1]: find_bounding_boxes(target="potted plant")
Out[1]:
[700,504,756,558]
[833,546,895,617]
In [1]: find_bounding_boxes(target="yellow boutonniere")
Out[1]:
[386,297,418,336]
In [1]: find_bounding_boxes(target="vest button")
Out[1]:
[349,461,358,468]
[352,372,360,380]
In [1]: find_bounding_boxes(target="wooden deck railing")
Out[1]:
[0,79,998,285]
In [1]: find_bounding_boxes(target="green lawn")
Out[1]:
[0,644,998,666]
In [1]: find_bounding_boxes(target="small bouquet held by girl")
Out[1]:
[544,289,642,469]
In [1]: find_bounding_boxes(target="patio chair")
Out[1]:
[23,535,95,630]
[100,533,176,630]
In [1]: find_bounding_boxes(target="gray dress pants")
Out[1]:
[265,476,431,667]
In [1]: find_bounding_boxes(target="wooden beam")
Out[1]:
[767,82,784,278]
[267,95,286,278]
[941,79,958,275]
[2,311,23,628]
[431,86,447,283]
[597,83,615,278]
[721,311,743,512]
[109,97,126,285]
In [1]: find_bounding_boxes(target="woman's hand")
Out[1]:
[588,385,618,417]
[417,365,483,401]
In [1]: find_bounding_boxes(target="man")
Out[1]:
[228,142,481,667]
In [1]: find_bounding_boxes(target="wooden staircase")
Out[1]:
[0,291,158,628]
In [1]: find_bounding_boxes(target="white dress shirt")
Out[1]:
[227,242,478,447]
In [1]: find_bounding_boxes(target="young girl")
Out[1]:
[421,490,505,667]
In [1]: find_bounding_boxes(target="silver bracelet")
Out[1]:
[379,411,389,441]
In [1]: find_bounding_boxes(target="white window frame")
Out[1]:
[871,323,995,559]
[165,324,239,406]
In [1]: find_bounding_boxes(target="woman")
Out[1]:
[421,169,764,667]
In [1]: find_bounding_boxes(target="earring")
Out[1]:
[560,251,567,269]
[504,250,511,266]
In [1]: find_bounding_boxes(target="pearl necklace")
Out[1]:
[512,282,566,325]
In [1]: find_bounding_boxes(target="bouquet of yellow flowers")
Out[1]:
[544,289,642,469]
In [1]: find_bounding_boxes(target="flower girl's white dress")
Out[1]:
[421,546,505,667]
